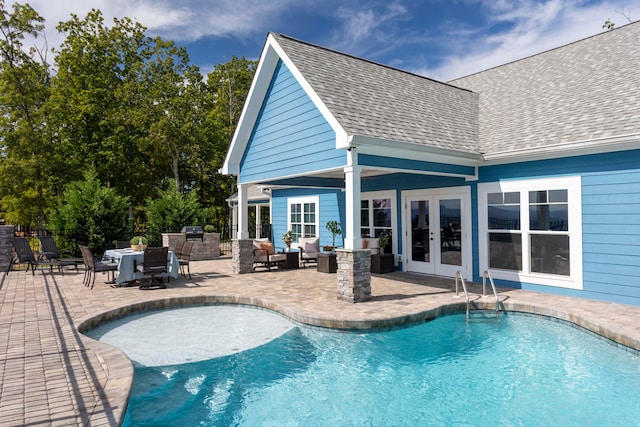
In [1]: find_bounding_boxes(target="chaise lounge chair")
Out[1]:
[39,236,83,271]
[6,237,72,275]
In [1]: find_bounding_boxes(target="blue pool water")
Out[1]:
[121,311,640,426]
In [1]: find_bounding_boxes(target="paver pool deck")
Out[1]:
[1,257,639,426]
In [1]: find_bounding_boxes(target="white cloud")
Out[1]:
[5,0,299,51]
[421,0,623,81]
[331,1,408,54]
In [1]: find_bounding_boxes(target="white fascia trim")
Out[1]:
[483,133,640,165]
[348,134,483,166]
[268,36,349,149]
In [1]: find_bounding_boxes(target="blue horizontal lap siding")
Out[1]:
[481,149,640,305]
[271,188,345,249]
[582,165,640,304]
[239,60,344,184]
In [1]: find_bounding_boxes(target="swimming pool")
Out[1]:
[96,307,640,426]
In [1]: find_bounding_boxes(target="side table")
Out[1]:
[371,253,394,274]
[282,251,299,269]
[317,252,337,273]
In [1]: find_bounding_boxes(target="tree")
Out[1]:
[139,37,205,193]
[602,7,633,30]
[0,1,52,227]
[47,170,129,255]
[200,56,257,232]
[145,186,205,246]
[48,9,155,207]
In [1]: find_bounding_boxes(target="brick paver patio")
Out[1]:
[1,258,639,425]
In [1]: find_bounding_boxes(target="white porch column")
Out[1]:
[255,205,261,238]
[237,183,249,239]
[343,149,362,250]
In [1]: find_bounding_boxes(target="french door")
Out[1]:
[403,187,472,279]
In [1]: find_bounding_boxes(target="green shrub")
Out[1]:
[48,171,129,255]
[145,187,205,246]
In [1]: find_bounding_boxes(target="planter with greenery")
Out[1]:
[324,220,342,252]
[282,230,293,251]
[130,236,148,251]
[377,232,390,255]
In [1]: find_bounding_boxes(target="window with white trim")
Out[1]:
[360,191,396,253]
[288,197,318,243]
[479,177,582,289]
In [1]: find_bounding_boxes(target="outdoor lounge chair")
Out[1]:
[253,238,286,271]
[6,237,69,275]
[298,237,320,267]
[136,246,169,289]
[79,245,119,289]
[38,236,83,270]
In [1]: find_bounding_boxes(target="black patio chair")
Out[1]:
[38,236,83,271]
[136,246,169,289]
[79,245,119,289]
[115,240,131,249]
[178,241,193,279]
[6,238,65,275]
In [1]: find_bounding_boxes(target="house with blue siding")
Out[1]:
[223,22,640,306]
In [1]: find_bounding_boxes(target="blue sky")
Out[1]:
[9,0,637,81]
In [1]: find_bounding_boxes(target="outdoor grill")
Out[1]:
[181,225,204,241]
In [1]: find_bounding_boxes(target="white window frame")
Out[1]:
[361,190,397,255]
[288,196,319,245]
[478,176,583,289]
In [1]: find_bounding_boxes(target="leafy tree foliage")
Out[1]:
[48,9,154,205]
[0,2,52,227]
[47,170,129,255]
[145,187,205,246]
[200,56,257,232]
[0,3,257,240]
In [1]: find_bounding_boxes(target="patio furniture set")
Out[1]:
[252,236,394,274]
[5,236,193,289]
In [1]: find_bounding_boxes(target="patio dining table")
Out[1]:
[104,248,180,285]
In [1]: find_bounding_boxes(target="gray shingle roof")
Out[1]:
[450,22,640,155]
[271,33,480,154]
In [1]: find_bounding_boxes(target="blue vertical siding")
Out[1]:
[271,188,345,248]
[239,60,344,184]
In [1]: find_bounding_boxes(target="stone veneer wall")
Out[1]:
[336,249,371,303]
[162,233,220,261]
[232,239,254,274]
[0,225,14,272]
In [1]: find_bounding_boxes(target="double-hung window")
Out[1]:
[288,197,318,244]
[479,177,582,289]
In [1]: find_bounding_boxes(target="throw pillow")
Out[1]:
[260,242,275,255]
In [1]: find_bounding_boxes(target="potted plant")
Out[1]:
[130,236,148,251]
[324,220,342,251]
[377,232,390,255]
[204,224,215,233]
[282,230,293,251]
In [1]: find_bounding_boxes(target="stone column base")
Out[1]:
[232,239,254,274]
[336,249,371,303]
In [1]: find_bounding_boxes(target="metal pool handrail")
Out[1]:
[482,269,501,317]
[455,270,470,321]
